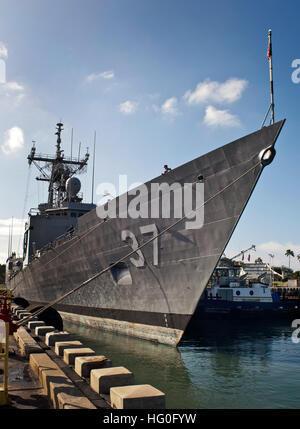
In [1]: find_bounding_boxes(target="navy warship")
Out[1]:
[6,119,285,345]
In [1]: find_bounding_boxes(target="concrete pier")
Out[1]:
[29,353,96,409]
[4,312,166,409]
[0,334,50,409]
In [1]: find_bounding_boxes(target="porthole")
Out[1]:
[249,290,254,296]
[236,290,240,296]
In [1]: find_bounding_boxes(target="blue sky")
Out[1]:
[0,0,299,268]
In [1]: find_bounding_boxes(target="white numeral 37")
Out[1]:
[121,224,159,267]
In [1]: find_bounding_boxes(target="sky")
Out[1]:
[0,0,299,268]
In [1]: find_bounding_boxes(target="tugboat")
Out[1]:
[194,264,300,321]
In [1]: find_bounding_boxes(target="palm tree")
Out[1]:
[285,249,295,269]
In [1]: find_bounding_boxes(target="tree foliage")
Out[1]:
[272,266,293,275]
[290,271,300,279]
[219,257,242,267]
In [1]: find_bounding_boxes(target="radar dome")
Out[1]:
[66,177,81,197]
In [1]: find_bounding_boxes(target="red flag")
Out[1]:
[267,39,272,60]
[248,254,251,262]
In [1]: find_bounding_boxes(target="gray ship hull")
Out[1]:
[9,120,285,345]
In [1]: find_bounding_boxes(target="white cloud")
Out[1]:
[161,97,179,116]
[203,105,241,127]
[119,100,138,115]
[258,241,300,255]
[86,70,115,82]
[0,41,25,98]
[0,41,8,59]
[184,78,248,105]
[1,126,24,155]
[3,81,24,91]
[0,80,26,108]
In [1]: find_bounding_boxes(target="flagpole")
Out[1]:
[91,131,96,204]
[268,29,275,124]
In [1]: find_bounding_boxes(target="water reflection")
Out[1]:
[180,320,299,409]
[64,319,300,409]
[63,320,193,409]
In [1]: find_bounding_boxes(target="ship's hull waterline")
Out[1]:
[9,120,285,346]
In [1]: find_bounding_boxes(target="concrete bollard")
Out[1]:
[28,320,46,331]
[45,331,71,347]
[90,367,134,394]
[35,326,56,337]
[110,384,166,409]
[16,310,28,317]
[29,353,96,409]
[75,355,112,378]
[13,326,42,357]
[18,312,32,320]
[55,341,83,357]
[11,306,21,314]
[63,348,95,365]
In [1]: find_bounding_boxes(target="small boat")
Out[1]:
[193,265,300,321]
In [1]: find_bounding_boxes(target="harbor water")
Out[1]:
[63,318,300,409]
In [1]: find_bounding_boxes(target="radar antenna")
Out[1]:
[27,123,90,209]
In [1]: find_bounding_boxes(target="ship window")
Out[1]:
[111,262,132,286]
[236,290,240,295]
[78,213,83,217]
[71,213,77,217]
[249,290,254,296]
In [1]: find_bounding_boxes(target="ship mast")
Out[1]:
[27,123,90,209]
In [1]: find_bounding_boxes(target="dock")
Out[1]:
[0,304,166,410]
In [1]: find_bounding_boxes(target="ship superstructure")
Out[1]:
[22,123,95,265]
